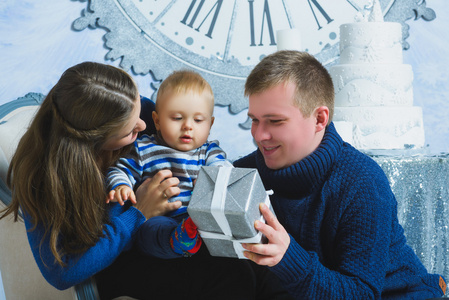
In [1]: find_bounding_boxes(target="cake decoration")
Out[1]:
[332,0,425,150]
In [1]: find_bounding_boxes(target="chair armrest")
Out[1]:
[0,93,100,300]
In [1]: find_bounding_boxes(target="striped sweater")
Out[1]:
[107,134,232,216]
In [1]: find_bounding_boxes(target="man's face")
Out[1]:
[248,82,321,170]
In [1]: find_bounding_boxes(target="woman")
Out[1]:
[0,62,292,300]
[0,62,181,290]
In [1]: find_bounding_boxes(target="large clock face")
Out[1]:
[73,0,433,125]
[130,0,368,71]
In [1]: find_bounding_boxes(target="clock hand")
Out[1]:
[223,1,238,62]
[153,0,176,24]
[346,0,363,12]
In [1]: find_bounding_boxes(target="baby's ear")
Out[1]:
[210,116,215,128]
[314,106,329,132]
[152,111,160,130]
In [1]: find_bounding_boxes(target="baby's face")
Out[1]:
[153,91,214,151]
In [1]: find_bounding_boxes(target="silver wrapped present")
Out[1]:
[187,166,273,259]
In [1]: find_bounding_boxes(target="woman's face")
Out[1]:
[101,99,146,151]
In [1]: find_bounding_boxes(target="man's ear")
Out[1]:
[314,106,329,133]
[152,111,160,131]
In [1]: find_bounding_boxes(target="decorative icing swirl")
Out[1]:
[354,0,384,22]
[368,0,384,22]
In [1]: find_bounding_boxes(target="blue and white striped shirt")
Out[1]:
[107,134,232,216]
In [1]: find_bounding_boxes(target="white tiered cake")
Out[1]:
[331,1,425,150]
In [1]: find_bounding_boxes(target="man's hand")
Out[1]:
[242,203,290,267]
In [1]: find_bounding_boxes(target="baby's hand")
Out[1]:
[107,185,137,206]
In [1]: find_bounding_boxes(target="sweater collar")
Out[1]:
[255,122,343,197]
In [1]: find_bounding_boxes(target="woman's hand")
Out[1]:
[242,203,290,267]
[134,169,181,219]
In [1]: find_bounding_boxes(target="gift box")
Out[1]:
[187,166,274,259]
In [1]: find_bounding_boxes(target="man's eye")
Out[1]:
[270,119,282,124]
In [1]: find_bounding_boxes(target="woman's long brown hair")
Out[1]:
[0,62,138,265]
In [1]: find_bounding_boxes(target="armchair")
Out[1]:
[0,93,97,300]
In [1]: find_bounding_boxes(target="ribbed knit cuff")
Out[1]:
[108,203,146,241]
[270,235,310,283]
[119,205,146,235]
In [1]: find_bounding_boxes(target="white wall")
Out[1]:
[1,1,448,159]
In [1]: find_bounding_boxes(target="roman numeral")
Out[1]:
[181,0,223,39]
[307,0,334,30]
[248,0,276,47]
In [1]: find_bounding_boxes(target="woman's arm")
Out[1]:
[26,170,182,290]
[25,203,145,290]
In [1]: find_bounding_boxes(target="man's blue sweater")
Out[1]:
[234,123,444,299]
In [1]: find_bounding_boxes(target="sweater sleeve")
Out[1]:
[106,144,144,191]
[269,171,396,299]
[24,203,146,290]
[205,141,233,167]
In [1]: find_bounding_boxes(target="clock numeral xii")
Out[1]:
[179,0,336,48]
[248,0,334,48]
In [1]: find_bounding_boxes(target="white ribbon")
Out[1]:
[201,190,273,259]
[210,166,233,237]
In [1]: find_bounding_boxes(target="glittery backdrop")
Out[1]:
[370,152,449,282]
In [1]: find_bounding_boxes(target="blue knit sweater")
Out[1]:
[234,123,444,299]
[22,97,153,290]
[24,202,145,290]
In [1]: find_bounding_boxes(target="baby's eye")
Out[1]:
[194,118,204,123]
[172,116,182,121]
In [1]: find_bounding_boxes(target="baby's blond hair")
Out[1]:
[156,70,214,114]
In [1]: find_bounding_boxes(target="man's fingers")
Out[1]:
[260,203,281,230]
